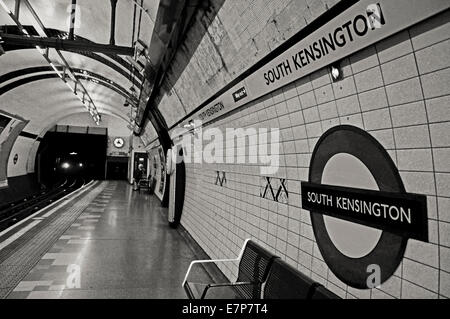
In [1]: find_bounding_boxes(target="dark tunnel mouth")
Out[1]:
[36,130,109,184]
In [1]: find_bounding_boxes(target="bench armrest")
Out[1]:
[208,281,254,288]
[201,281,258,299]
[182,238,251,288]
[182,258,240,287]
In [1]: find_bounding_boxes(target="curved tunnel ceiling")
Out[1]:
[1,78,130,135]
[3,27,144,85]
[1,66,138,102]
[0,0,160,142]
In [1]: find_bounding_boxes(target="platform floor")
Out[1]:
[0,181,212,299]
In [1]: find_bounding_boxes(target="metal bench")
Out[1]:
[263,257,316,299]
[262,258,340,299]
[182,239,277,299]
[310,284,340,299]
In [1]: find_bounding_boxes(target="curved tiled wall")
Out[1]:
[179,10,450,299]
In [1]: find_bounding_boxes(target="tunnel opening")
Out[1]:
[106,156,129,180]
[36,130,107,186]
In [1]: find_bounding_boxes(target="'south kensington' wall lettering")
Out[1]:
[263,3,385,86]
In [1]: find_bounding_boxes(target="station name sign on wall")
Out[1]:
[301,182,428,241]
[178,0,449,129]
[198,102,224,121]
[250,0,450,97]
[264,4,385,86]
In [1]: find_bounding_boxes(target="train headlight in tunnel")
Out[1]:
[61,162,71,169]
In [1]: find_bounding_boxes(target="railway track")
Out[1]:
[0,178,89,232]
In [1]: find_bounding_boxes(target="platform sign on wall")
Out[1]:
[158,147,165,194]
[198,102,224,121]
[301,182,428,241]
[302,125,428,289]
[152,155,157,178]
[246,0,450,97]
[178,0,449,129]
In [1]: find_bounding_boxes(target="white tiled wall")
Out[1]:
[180,10,450,299]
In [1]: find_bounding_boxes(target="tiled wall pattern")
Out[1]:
[180,10,450,299]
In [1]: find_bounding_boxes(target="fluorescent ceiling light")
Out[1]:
[50,62,62,78]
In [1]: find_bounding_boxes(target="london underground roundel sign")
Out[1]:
[301,125,428,289]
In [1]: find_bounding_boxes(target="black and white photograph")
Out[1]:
[0,0,449,309]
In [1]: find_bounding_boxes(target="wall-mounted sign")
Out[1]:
[305,125,428,289]
[262,3,387,88]
[247,0,449,98]
[110,151,128,156]
[152,155,157,177]
[232,87,247,102]
[158,147,165,193]
[301,182,427,241]
[13,154,18,165]
[198,102,224,121]
[180,0,448,130]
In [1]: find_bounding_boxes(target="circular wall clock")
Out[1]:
[113,137,125,149]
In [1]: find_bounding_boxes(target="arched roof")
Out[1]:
[0,0,159,141]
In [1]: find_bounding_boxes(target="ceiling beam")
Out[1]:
[0,33,135,56]
[14,0,20,19]
[0,0,101,124]
[110,0,118,45]
[1,26,144,85]
[68,0,76,40]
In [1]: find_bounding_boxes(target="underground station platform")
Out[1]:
[0,181,217,299]
[0,0,450,311]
